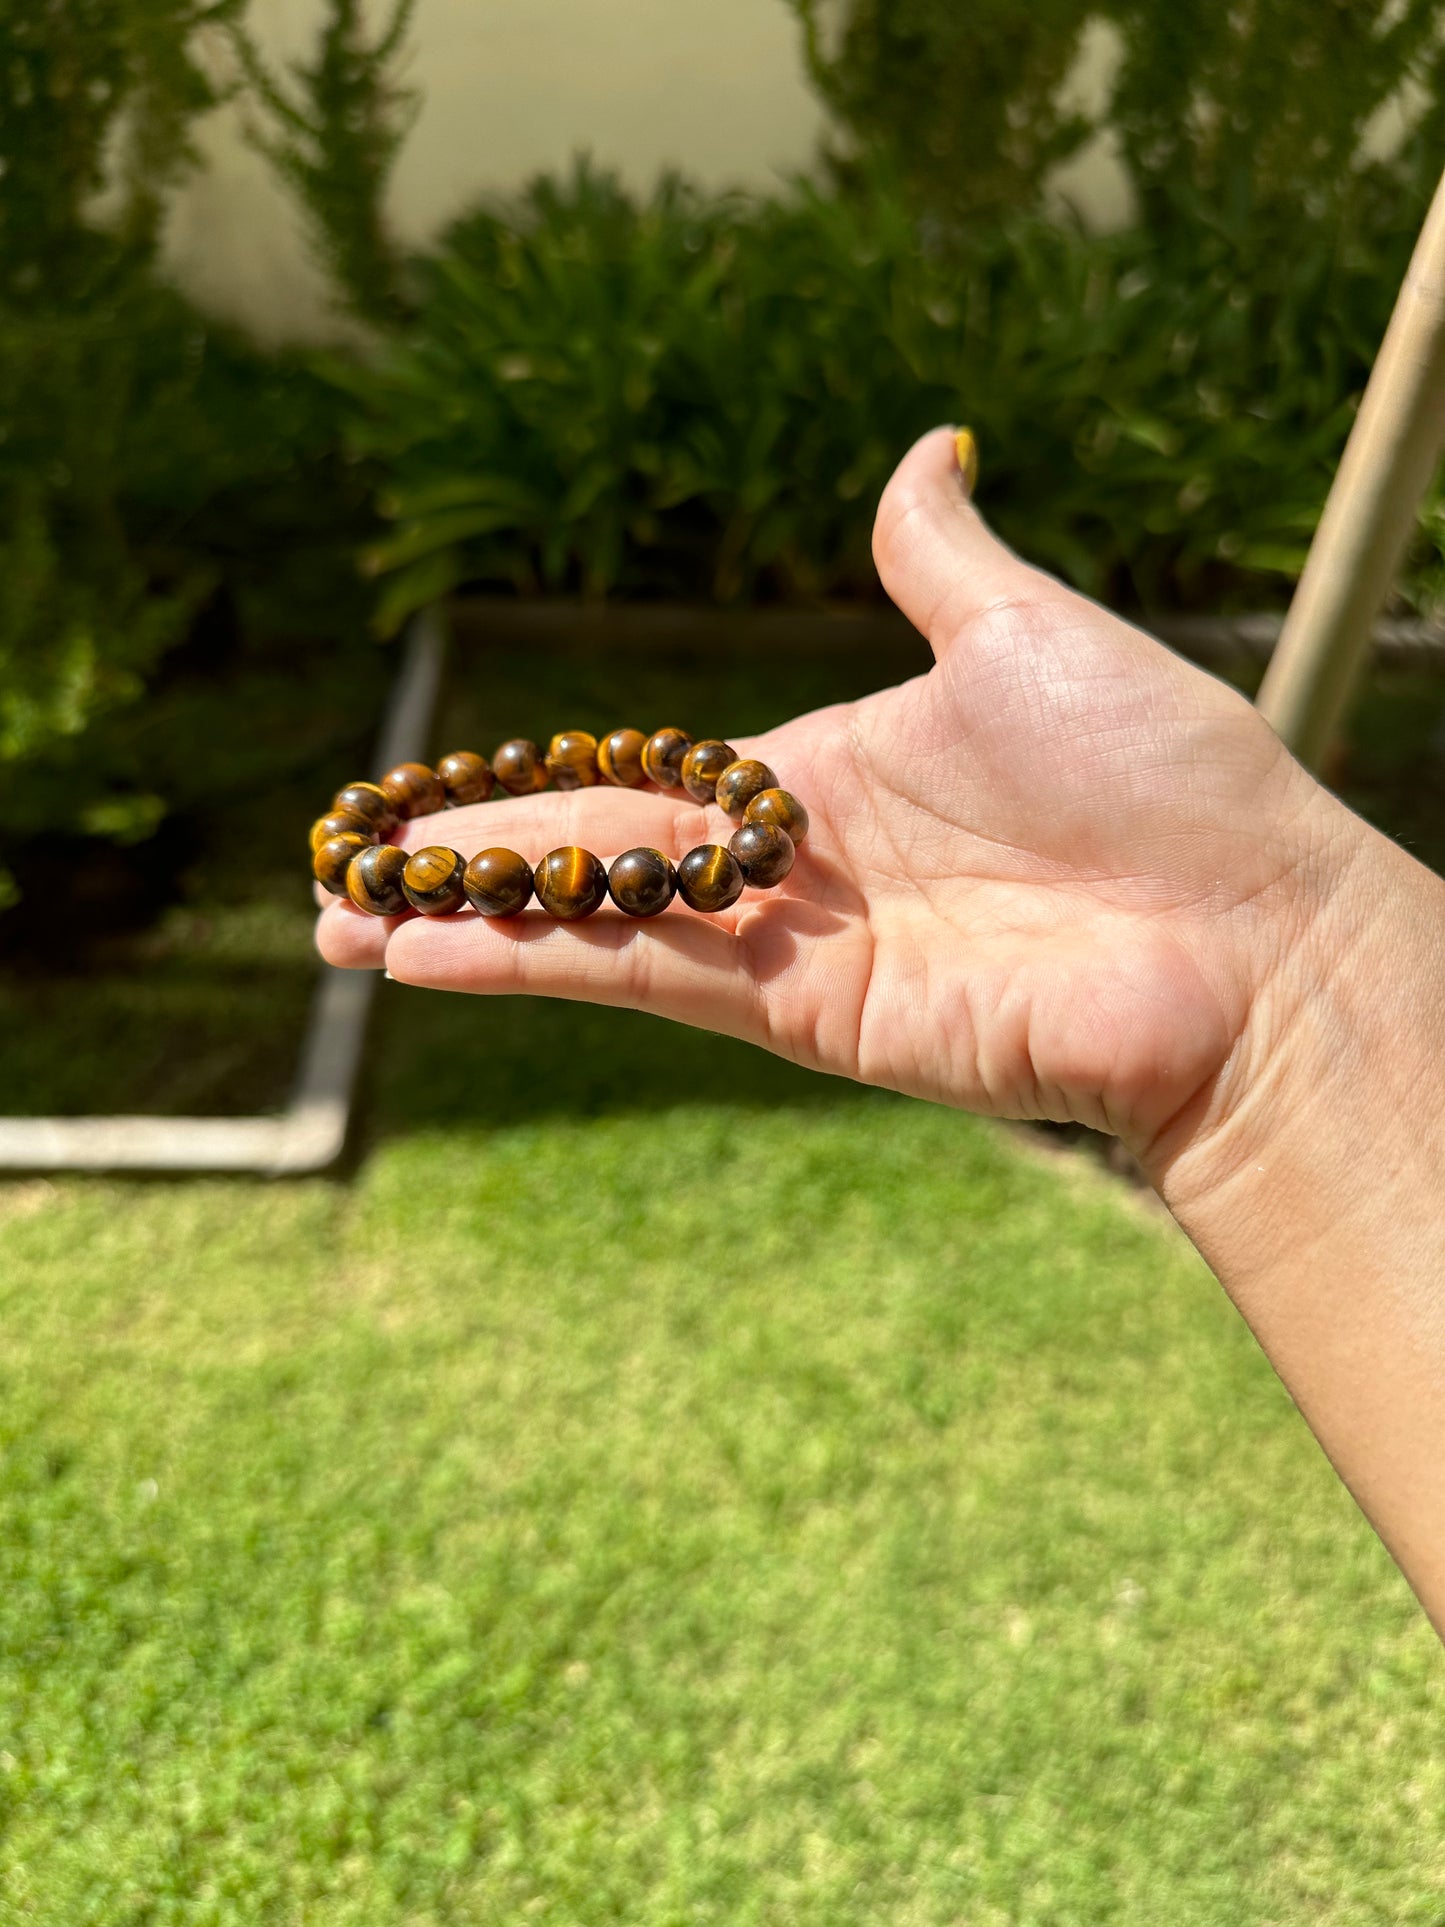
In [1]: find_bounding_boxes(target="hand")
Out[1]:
[317,426,1354,1178]
[321,424,1445,1630]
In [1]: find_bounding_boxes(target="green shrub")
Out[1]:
[788,0,1445,244]
[337,162,920,623]
[0,1,235,899]
[0,280,206,864]
[791,0,1101,230]
[0,0,380,906]
[334,2,1445,631]
[0,0,244,306]
[1104,3,1445,244]
[233,0,418,325]
[339,159,1438,631]
[0,278,374,873]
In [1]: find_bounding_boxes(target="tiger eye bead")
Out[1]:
[493,738,549,796]
[598,727,649,787]
[743,786,809,844]
[676,843,745,913]
[729,821,795,888]
[313,830,372,896]
[381,761,445,820]
[437,750,495,807]
[534,846,608,921]
[463,846,534,917]
[641,727,693,789]
[607,846,677,919]
[680,739,738,804]
[714,759,778,820]
[402,845,468,915]
[545,730,600,791]
[346,842,410,917]
[333,781,399,836]
[310,807,376,854]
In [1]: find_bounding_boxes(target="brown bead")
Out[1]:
[743,787,809,844]
[346,842,410,917]
[641,726,693,789]
[545,730,600,791]
[402,845,467,915]
[729,821,795,888]
[493,738,549,796]
[714,759,778,820]
[676,843,745,913]
[313,831,372,896]
[680,739,738,803]
[310,807,377,854]
[534,846,608,921]
[597,727,648,788]
[437,750,495,807]
[608,847,677,919]
[381,761,445,820]
[463,846,534,917]
[333,781,399,836]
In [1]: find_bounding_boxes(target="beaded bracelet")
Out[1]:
[310,727,809,922]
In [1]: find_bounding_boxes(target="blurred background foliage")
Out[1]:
[792,1,1445,241]
[3,0,1445,913]
[345,158,1418,624]
[0,0,374,910]
[233,0,418,325]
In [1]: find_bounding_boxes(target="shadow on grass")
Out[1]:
[0,924,321,1118]
[361,983,865,1153]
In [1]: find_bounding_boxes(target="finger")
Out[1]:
[315,784,739,972]
[317,896,401,969]
[393,784,716,863]
[871,425,1070,660]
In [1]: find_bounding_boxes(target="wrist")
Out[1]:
[1149,794,1445,1268]
[1144,793,1445,1628]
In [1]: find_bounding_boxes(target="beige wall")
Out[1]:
[165,0,830,338]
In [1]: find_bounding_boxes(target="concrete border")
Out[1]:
[1155,610,1445,671]
[0,607,447,1176]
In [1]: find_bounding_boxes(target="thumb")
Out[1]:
[872,426,1068,659]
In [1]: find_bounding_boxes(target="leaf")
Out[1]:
[1236,542,1313,578]
[380,473,548,520]
[369,550,471,637]
[363,503,535,574]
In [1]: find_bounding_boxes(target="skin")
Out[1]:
[319,426,1445,1635]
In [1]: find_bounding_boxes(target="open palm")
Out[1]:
[319,427,1343,1165]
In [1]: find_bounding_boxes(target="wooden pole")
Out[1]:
[1256,165,1445,769]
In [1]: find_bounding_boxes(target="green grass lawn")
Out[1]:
[2,621,1442,1920]
[1,996,1441,1922]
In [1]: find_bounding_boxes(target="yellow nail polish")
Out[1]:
[954,427,979,498]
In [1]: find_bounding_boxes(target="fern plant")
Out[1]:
[336,158,1439,634]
